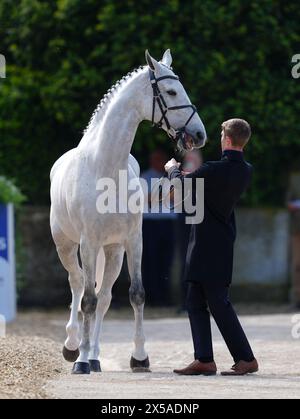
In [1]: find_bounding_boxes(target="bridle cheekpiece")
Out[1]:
[149,68,197,148]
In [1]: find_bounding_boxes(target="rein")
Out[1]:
[150,175,191,210]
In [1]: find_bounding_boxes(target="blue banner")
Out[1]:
[0,204,8,262]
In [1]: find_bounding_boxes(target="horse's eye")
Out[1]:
[166,90,177,96]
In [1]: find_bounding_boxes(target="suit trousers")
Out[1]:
[186,281,255,363]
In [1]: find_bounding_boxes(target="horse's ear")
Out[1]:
[161,49,172,68]
[145,50,160,72]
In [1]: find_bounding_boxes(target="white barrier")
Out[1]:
[0,203,16,322]
[0,314,5,337]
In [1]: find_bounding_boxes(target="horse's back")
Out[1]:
[51,150,139,181]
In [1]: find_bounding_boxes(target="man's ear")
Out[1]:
[161,49,173,67]
[225,136,233,147]
[145,50,160,73]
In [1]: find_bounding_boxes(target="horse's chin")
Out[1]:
[177,134,196,152]
[175,138,187,153]
[192,143,203,150]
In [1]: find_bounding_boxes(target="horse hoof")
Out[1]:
[130,356,151,373]
[62,346,79,363]
[89,359,101,373]
[72,362,90,375]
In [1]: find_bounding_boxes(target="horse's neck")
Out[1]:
[80,71,147,178]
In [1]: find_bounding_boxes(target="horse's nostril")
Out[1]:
[196,131,204,141]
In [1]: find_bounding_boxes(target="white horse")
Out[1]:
[50,49,206,374]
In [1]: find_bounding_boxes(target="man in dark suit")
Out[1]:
[165,118,258,376]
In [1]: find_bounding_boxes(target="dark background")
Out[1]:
[1,0,300,207]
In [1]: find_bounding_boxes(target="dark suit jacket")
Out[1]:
[168,150,253,285]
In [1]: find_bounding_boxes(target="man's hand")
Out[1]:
[164,158,180,172]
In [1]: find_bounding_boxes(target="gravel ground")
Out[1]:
[0,335,62,399]
[0,311,67,399]
[1,306,300,399]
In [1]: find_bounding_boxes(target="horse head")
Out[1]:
[145,49,207,151]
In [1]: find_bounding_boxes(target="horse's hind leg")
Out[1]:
[88,244,124,372]
[72,239,98,374]
[125,231,150,373]
[51,220,83,363]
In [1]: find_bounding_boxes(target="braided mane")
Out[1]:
[83,65,146,135]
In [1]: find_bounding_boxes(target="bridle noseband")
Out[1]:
[149,69,197,146]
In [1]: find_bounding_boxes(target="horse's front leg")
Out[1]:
[125,232,150,373]
[72,239,98,375]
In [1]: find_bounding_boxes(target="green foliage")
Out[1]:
[0,0,300,205]
[0,176,26,205]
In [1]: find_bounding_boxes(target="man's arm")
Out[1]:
[166,161,213,182]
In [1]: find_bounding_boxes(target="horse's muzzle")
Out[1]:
[176,130,206,151]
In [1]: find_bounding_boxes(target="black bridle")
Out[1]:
[149,69,197,146]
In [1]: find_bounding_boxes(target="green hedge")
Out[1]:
[0,0,300,205]
[0,176,26,206]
